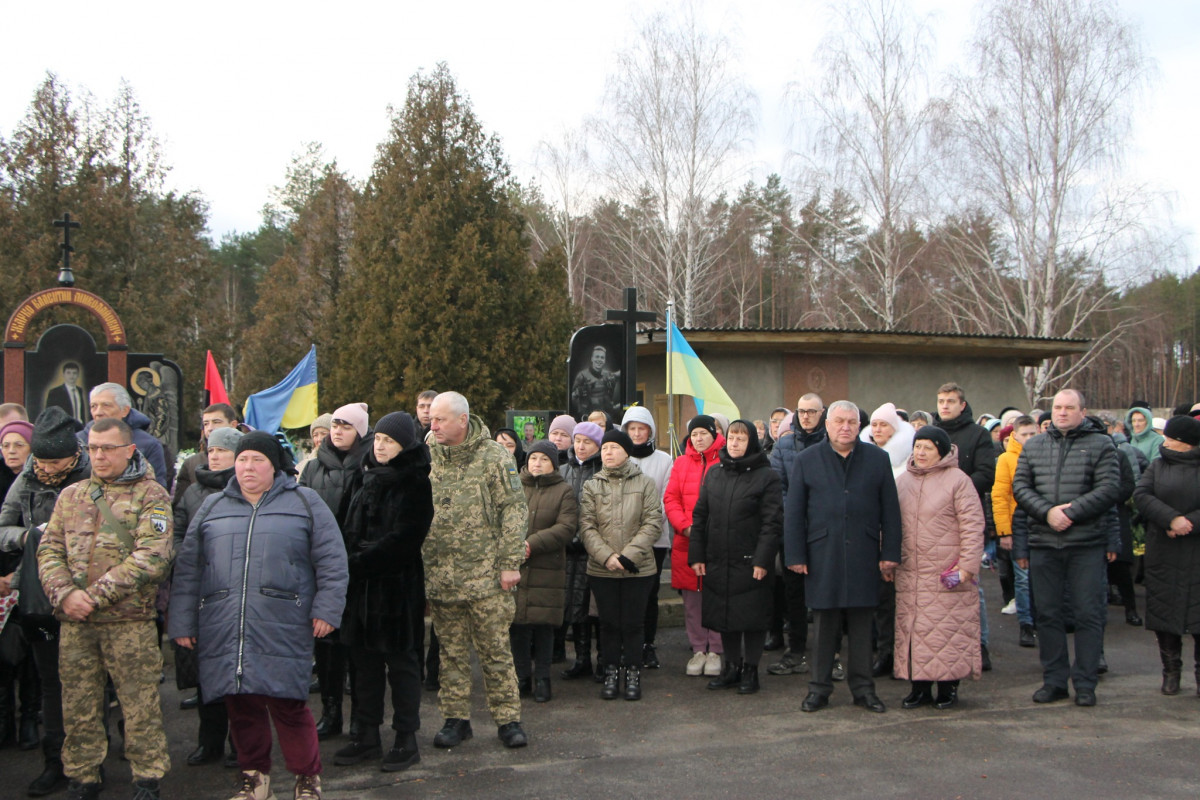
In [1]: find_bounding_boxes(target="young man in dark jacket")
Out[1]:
[1012,389,1121,707]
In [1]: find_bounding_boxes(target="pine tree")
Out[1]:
[336,64,575,427]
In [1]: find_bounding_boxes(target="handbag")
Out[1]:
[173,640,200,690]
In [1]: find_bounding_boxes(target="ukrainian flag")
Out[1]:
[667,320,739,419]
[244,345,319,433]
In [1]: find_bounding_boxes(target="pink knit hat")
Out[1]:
[332,402,369,439]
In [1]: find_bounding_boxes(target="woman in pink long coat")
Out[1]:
[894,426,984,710]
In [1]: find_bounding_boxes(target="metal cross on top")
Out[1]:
[605,287,657,407]
[54,212,81,287]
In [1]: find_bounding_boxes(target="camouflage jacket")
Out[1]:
[424,416,528,603]
[37,450,174,623]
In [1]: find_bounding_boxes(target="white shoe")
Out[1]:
[686,651,707,676]
[704,652,722,677]
[229,770,276,800]
[1001,599,1017,615]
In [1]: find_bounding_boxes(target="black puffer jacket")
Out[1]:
[173,466,234,547]
[1012,417,1121,549]
[299,433,373,525]
[1133,445,1200,635]
[690,447,782,632]
[559,451,601,555]
[934,403,995,497]
[338,446,433,653]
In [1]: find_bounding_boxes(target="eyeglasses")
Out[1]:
[796,409,822,416]
[86,444,133,455]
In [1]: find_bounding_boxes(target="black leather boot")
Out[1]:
[314,697,343,740]
[27,757,67,797]
[1158,632,1183,695]
[737,664,760,695]
[934,680,960,709]
[706,659,741,690]
[600,665,620,700]
[382,731,420,772]
[333,725,381,766]
[18,713,40,751]
[561,623,593,680]
[902,680,933,709]
[624,666,642,701]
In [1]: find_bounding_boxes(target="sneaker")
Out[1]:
[703,652,723,677]
[642,643,660,669]
[228,770,275,800]
[767,650,809,675]
[1001,599,1017,615]
[293,774,321,800]
[832,657,846,682]
[685,651,707,676]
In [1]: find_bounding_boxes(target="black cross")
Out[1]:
[54,212,81,287]
[605,287,657,407]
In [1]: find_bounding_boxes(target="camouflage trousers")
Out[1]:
[59,619,170,782]
[429,591,521,725]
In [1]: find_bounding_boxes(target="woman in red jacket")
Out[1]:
[664,416,725,677]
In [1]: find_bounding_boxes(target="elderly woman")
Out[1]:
[894,427,985,710]
[580,430,662,701]
[169,432,347,800]
[0,408,88,795]
[513,441,577,702]
[665,416,726,677]
[862,403,915,479]
[689,420,782,695]
[560,421,604,681]
[1133,415,1200,696]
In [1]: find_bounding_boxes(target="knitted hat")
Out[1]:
[0,420,34,448]
[375,412,419,452]
[310,413,333,435]
[236,431,284,472]
[1163,415,1200,447]
[601,428,633,456]
[527,440,559,464]
[688,415,718,439]
[31,407,79,459]
[332,403,369,438]
[913,425,952,458]
[869,403,904,433]
[548,414,576,439]
[1037,410,1052,426]
[572,421,605,449]
[207,427,244,453]
[710,413,730,435]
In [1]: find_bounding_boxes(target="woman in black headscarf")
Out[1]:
[494,428,527,470]
[688,419,783,695]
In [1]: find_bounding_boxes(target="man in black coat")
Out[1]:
[783,400,902,713]
[1012,389,1121,707]
[934,382,997,672]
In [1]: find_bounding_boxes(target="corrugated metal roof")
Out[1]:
[641,325,1088,344]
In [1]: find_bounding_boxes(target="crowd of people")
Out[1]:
[1,379,1199,800]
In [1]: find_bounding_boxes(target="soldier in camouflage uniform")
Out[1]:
[37,417,174,800]
[424,392,530,750]
[570,345,621,420]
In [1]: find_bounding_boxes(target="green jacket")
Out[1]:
[579,458,662,579]
[424,416,528,602]
[37,450,174,623]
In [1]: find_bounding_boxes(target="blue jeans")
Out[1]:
[1029,545,1106,691]
[1013,560,1033,626]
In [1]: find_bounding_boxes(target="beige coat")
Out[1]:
[894,446,985,682]
[579,458,662,579]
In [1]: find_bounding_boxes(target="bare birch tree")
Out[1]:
[532,128,592,305]
[593,2,755,325]
[939,0,1158,404]
[789,0,938,330]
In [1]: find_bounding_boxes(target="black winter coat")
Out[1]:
[1133,446,1200,635]
[516,469,577,626]
[173,466,234,547]
[560,452,601,555]
[338,447,433,653]
[1012,417,1121,551]
[299,433,373,525]
[783,440,902,609]
[934,403,995,497]
[689,448,782,632]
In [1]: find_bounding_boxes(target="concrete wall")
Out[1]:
[846,355,1032,417]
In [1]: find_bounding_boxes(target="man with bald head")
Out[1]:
[1012,389,1121,707]
[424,392,530,750]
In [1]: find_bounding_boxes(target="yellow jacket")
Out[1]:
[992,435,1022,536]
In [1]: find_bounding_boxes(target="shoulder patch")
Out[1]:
[150,504,170,534]
[507,463,520,491]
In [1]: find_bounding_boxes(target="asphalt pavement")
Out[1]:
[3,579,1198,799]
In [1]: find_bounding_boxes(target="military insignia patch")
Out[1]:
[507,464,520,491]
[150,505,170,534]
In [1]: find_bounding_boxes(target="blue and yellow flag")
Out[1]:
[244,345,318,433]
[667,321,739,419]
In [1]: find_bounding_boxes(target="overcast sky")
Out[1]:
[2,0,1196,270]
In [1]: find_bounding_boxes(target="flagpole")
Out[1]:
[666,300,678,457]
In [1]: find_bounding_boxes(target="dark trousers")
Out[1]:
[720,630,766,667]
[642,548,669,646]
[29,635,63,761]
[225,694,320,777]
[425,625,440,681]
[874,581,895,658]
[781,569,809,653]
[510,624,554,681]
[314,638,346,706]
[591,575,655,669]
[197,695,229,750]
[1107,561,1138,612]
[1030,545,1106,691]
[810,608,874,699]
[350,645,421,733]
[996,545,1015,605]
